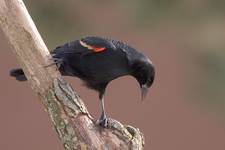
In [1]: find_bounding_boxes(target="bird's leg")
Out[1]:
[100,95,107,121]
[98,93,109,127]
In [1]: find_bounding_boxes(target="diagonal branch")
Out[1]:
[0,0,144,149]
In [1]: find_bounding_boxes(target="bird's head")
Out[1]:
[131,57,155,100]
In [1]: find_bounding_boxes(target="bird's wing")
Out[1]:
[108,39,141,65]
[52,36,116,57]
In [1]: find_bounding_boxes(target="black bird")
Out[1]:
[10,36,155,127]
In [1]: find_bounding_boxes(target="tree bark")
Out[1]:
[0,0,144,149]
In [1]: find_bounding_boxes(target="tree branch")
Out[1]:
[0,0,144,149]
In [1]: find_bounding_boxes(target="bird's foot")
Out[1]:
[44,56,63,70]
[97,117,109,128]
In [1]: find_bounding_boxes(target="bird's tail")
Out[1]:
[10,68,27,81]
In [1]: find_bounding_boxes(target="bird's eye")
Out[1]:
[147,76,154,87]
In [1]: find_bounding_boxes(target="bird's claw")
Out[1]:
[44,55,63,70]
[97,117,109,128]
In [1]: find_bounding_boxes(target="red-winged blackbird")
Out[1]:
[10,36,155,127]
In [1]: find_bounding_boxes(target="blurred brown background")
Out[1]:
[1,0,225,149]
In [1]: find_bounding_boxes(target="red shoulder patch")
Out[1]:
[91,46,106,52]
[79,40,106,53]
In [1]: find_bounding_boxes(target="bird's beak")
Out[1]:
[141,84,149,100]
